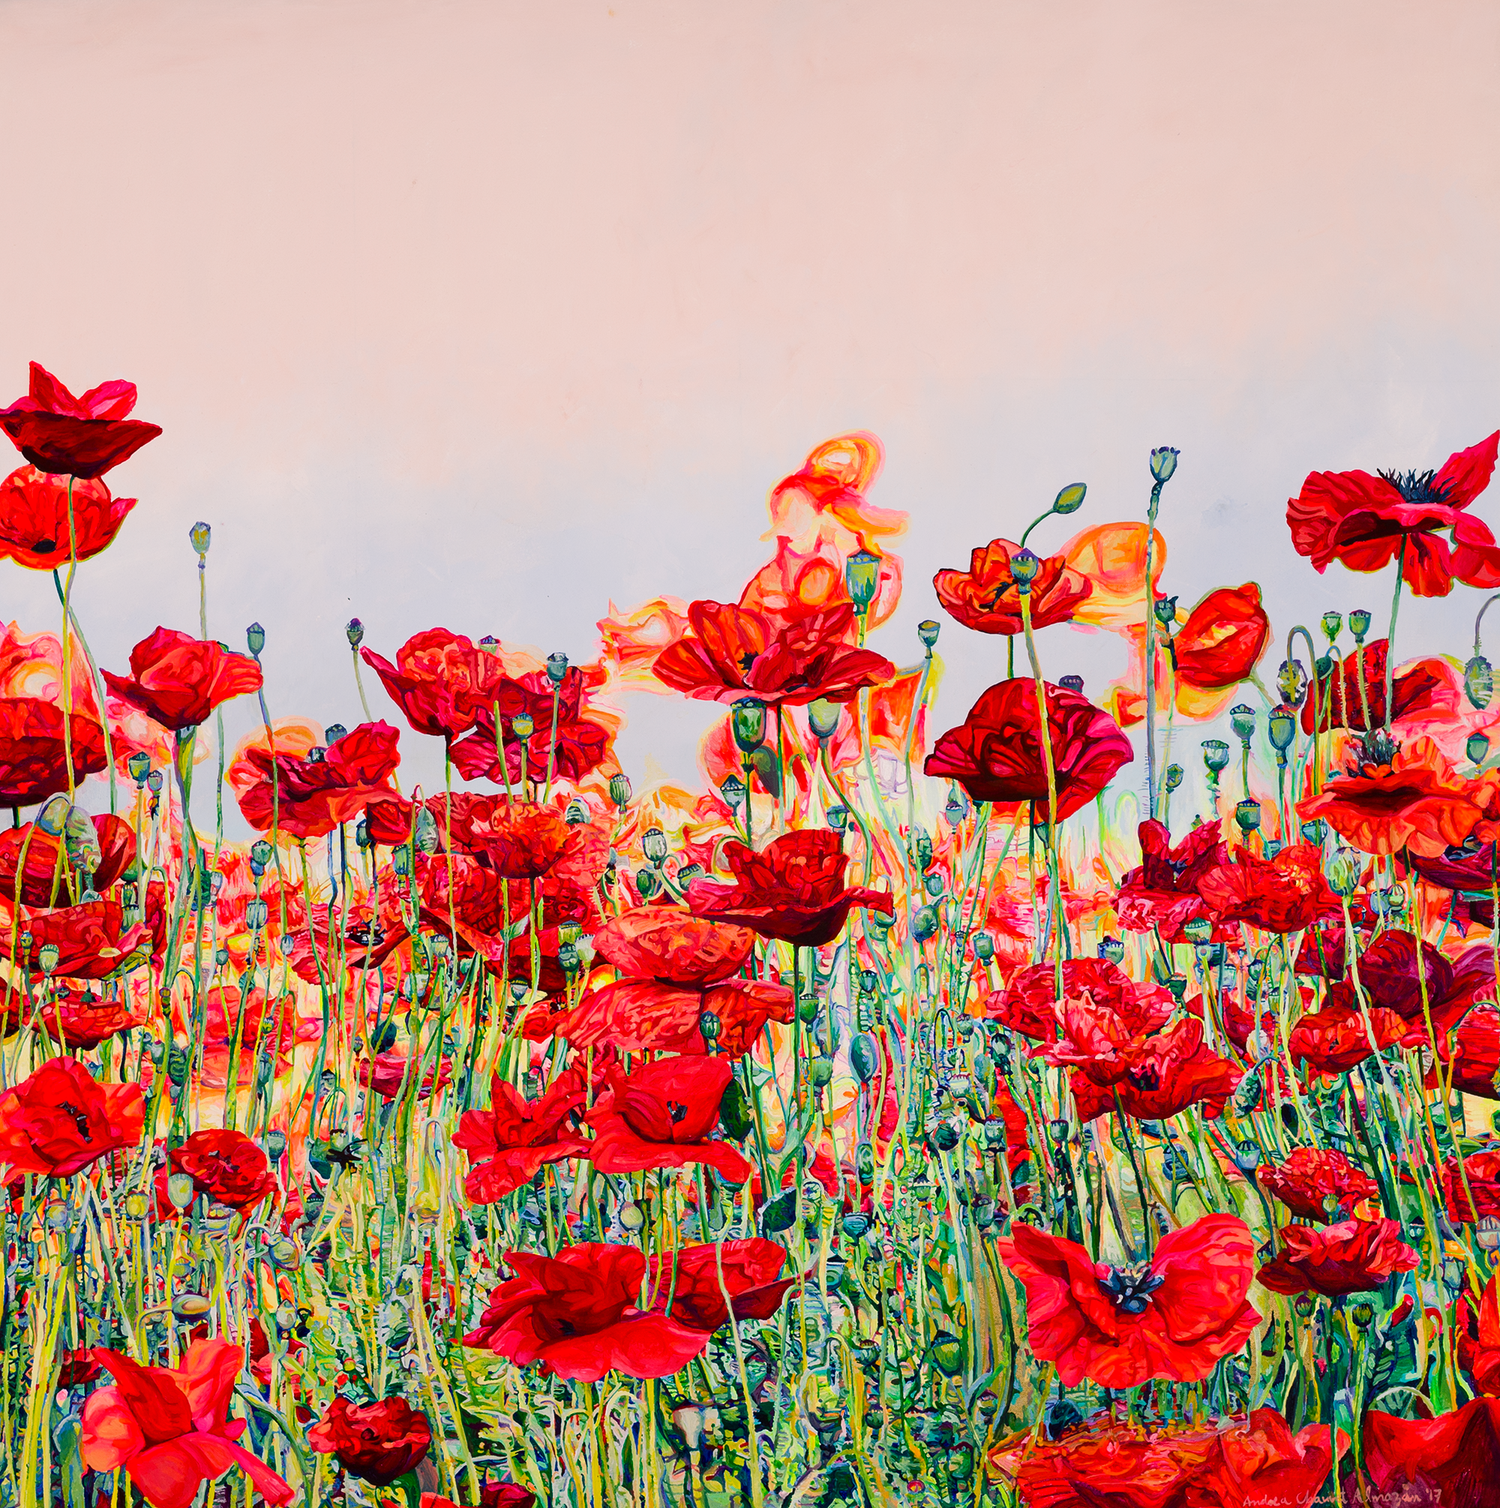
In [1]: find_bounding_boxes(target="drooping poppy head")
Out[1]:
[0,362,162,479]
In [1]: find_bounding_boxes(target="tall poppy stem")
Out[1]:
[1144,489,1164,818]
[1384,539,1407,731]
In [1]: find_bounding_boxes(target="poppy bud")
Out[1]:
[1059,674,1084,694]
[1476,1218,1500,1252]
[37,942,59,974]
[189,521,212,556]
[1097,936,1124,963]
[730,697,767,754]
[911,905,939,942]
[827,805,848,832]
[167,1173,196,1210]
[1320,611,1343,642]
[1153,596,1178,626]
[918,619,940,650]
[245,623,265,657]
[1327,847,1361,896]
[1163,764,1184,792]
[1277,659,1308,708]
[345,618,364,647]
[306,746,326,764]
[564,799,588,826]
[944,786,970,825]
[413,808,440,855]
[1267,705,1296,753]
[676,863,704,886]
[321,724,346,747]
[511,711,534,738]
[1468,732,1491,765]
[845,550,882,609]
[642,827,668,864]
[1229,704,1256,744]
[1348,609,1372,642]
[635,867,659,899]
[37,794,70,836]
[127,750,152,785]
[1294,1293,1317,1318]
[1182,916,1213,945]
[1349,1301,1376,1330]
[719,775,745,811]
[922,872,944,900]
[1202,739,1230,775]
[123,1192,148,1220]
[608,772,632,807]
[557,943,580,976]
[972,931,994,962]
[264,1130,288,1160]
[546,652,569,684]
[147,770,163,794]
[1465,655,1494,710]
[1234,800,1261,835]
[1300,819,1328,845]
[1149,447,1179,483]
[1053,481,1087,515]
[807,698,842,741]
[1009,549,1041,588]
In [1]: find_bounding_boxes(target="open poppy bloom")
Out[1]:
[1195,843,1341,933]
[434,793,572,878]
[1321,930,1495,1042]
[104,628,263,732]
[169,1129,277,1211]
[465,1242,712,1381]
[0,896,157,980]
[0,696,108,806]
[996,1214,1259,1388]
[0,810,134,906]
[1257,1147,1380,1222]
[933,536,1092,636]
[18,985,149,1050]
[227,720,401,840]
[79,1338,293,1508]
[1289,1001,1407,1075]
[646,1239,798,1331]
[362,628,506,741]
[308,1394,432,1486]
[653,600,893,707]
[0,1055,144,1177]
[1255,1217,1418,1296]
[1068,1017,1240,1122]
[1440,1004,1500,1100]
[1193,1409,1348,1508]
[1363,1397,1500,1506]
[358,1048,453,1101]
[453,1065,592,1202]
[1458,1276,1500,1396]
[990,958,1175,1044]
[1114,818,1227,941]
[0,465,138,569]
[448,666,615,785]
[1443,1148,1500,1224]
[925,678,1133,821]
[0,362,162,479]
[685,828,892,947]
[1299,638,1448,734]
[1287,430,1500,597]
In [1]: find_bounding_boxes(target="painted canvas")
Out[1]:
[2,3,1499,1505]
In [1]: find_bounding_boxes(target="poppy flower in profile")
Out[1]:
[453,1067,593,1203]
[1255,1217,1418,1297]
[1289,1001,1407,1075]
[0,466,138,569]
[686,829,893,947]
[1068,1017,1240,1122]
[0,697,108,806]
[585,1054,753,1183]
[227,720,401,841]
[994,958,1174,1044]
[652,600,893,707]
[448,667,615,786]
[1257,1147,1381,1222]
[80,1338,294,1508]
[1298,735,1487,857]
[1191,1409,1348,1508]
[0,1055,144,1177]
[464,1242,712,1381]
[0,362,162,480]
[1443,1148,1500,1224]
[1363,1397,1500,1506]
[933,537,1092,636]
[362,628,505,741]
[1114,818,1227,942]
[1440,1004,1500,1101]
[647,1240,799,1331]
[1323,930,1495,1041]
[1457,1276,1500,1396]
[1287,430,1500,597]
[0,811,134,907]
[1195,843,1341,934]
[0,896,155,980]
[925,678,1133,822]
[19,986,149,1051]
[169,1129,277,1212]
[996,1214,1259,1388]
[358,1049,453,1102]
[103,628,263,732]
[1299,638,1447,734]
[308,1395,432,1486]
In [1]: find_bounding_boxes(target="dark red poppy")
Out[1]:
[1114,818,1228,941]
[1255,1217,1418,1297]
[1195,843,1341,933]
[169,1129,277,1212]
[925,678,1133,822]
[685,828,892,947]
[1319,934,1494,1050]
[0,362,162,480]
[933,537,1092,636]
[1171,583,1272,690]
[1444,1148,1500,1224]
[0,896,156,980]
[1299,638,1447,734]
[1257,1147,1380,1222]
[361,629,505,742]
[1289,1002,1406,1075]
[358,1050,452,1102]
[1192,1409,1347,1508]
[228,721,401,841]
[0,465,138,569]
[1457,1276,1500,1397]
[448,667,614,785]
[992,958,1176,1044]
[995,1214,1259,1388]
[0,1055,144,1176]
[80,1339,294,1508]
[585,1054,753,1183]
[103,628,263,732]
[1363,1397,1500,1506]
[653,600,893,706]
[308,1395,432,1486]
[1441,1005,1500,1100]
[57,1349,103,1388]
[0,811,134,906]
[1069,1017,1240,1122]
[0,696,108,805]
[646,1240,798,1331]
[453,1066,593,1202]
[464,1242,711,1381]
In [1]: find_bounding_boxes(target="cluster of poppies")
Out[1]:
[6,360,1500,1507]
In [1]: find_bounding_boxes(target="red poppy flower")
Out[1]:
[358,1049,452,1102]
[1172,584,1272,687]
[436,794,571,879]
[464,1242,712,1381]
[448,667,614,785]
[1299,638,1448,734]
[1114,818,1227,942]
[0,465,138,569]
[169,1129,277,1212]
[0,896,156,980]
[0,1055,144,1177]
[1444,1148,1500,1224]
[1298,736,1487,857]
[1442,1005,1500,1100]
[308,1395,432,1486]
[1287,430,1500,597]
[1363,1397,1500,1507]
[103,628,263,732]
[653,600,893,707]
[1457,1276,1500,1397]
[933,537,1092,636]
[995,1214,1259,1388]
[1069,1017,1239,1122]
[80,1338,293,1508]
[1255,1217,1418,1297]
[19,985,148,1050]
[1190,1409,1347,1508]
[1324,931,1495,1040]
[990,959,1175,1044]
[686,828,892,947]
[228,721,401,841]
[361,628,505,741]
[0,696,107,805]
[0,362,162,480]
[1289,1002,1406,1075]
[647,1239,798,1331]
[584,1054,752,1183]
[453,1067,593,1202]
[1257,1147,1381,1222]
[1194,843,1341,934]
[0,811,134,907]
[925,678,1133,822]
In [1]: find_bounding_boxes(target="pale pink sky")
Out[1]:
[2,0,1499,807]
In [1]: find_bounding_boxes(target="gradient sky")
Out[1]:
[3,0,1499,823]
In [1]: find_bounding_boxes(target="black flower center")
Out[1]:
[1099,1262,1165,1315]
[1378,467,1454,509]
[57,1100,91,1140]
[668,1100,689,1125]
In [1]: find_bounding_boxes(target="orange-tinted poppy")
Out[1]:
[0,465,137,569]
